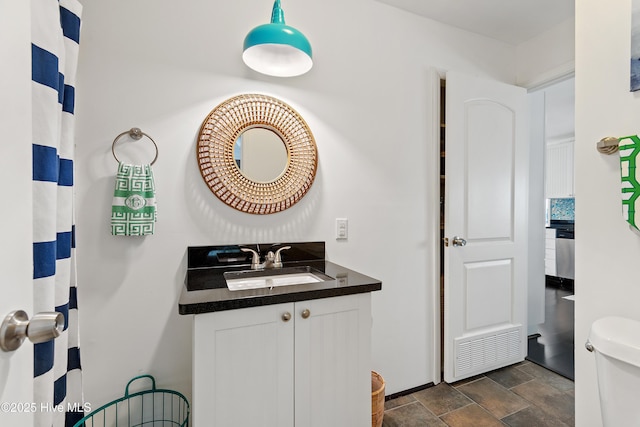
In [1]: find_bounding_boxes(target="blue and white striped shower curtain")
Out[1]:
[32,1,84,426]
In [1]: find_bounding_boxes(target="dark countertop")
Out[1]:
[547,220,574,239]
[178,260,382,315]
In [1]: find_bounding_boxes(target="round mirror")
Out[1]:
[197,94,317,214]
[234,127,288,183]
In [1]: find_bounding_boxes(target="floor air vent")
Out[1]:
[455,326,521,377]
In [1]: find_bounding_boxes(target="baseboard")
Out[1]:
[385,382,435,401]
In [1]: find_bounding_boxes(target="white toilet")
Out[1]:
[589,316,640,427]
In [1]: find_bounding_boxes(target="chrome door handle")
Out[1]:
[0,310,64,352]
[452,236,467,247]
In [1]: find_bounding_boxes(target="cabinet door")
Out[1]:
[545,140,574,198]
[545,228,557,276]
[193,303,295,427]
[294,293,372,427]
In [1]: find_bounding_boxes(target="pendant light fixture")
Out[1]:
[242,0,313,77]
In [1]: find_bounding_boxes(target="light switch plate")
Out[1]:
[336,218,348,240]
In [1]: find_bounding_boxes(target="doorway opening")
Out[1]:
[525,76,575,380]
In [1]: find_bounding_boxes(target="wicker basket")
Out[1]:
[371,371,385,427]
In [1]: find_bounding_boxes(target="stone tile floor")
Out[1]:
[382,361,574,426]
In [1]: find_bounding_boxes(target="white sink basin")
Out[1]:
[224,267,332,291]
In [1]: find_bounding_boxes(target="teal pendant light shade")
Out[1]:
[243,0,313,77]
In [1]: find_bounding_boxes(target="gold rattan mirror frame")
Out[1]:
[197,94,318,214]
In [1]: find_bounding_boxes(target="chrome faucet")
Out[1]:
[240,246,291,270]
[240,247,261,269]
[271,246,291,268]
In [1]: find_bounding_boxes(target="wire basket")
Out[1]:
[73,375,189,427]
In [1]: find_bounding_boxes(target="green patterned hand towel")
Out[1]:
[111,162,157,236]
[619,135,640,230]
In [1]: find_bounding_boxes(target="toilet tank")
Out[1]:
[589,316,640,427]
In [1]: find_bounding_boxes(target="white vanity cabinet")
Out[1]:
[193,293,372,427]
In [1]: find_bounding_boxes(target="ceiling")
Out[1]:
[376,0,575,45]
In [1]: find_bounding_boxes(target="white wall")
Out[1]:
[516,17,575,88]
[75,0,518,407]
[575,0,640,425]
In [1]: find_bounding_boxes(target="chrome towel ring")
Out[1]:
[111,127,159,165]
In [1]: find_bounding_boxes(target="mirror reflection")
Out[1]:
[234,128,288,182]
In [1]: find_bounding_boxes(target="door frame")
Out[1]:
[0,0,34,421]
[427,67,446,385]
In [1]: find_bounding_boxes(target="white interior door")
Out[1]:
[443,70,528,383]
[0,1,34,424]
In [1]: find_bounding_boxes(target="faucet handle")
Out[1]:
[240,247,261,269]
[273,246,291,267]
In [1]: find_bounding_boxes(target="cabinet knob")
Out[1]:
[282,312,291,322]
[301,309,310,319]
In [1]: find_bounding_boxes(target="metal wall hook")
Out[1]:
[596,137,620,154]
[0,310,65,352]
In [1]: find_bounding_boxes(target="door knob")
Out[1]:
[301,309,311,319]
[0,310,64,352]
[452,236,467,247]
[282,312,292,322]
